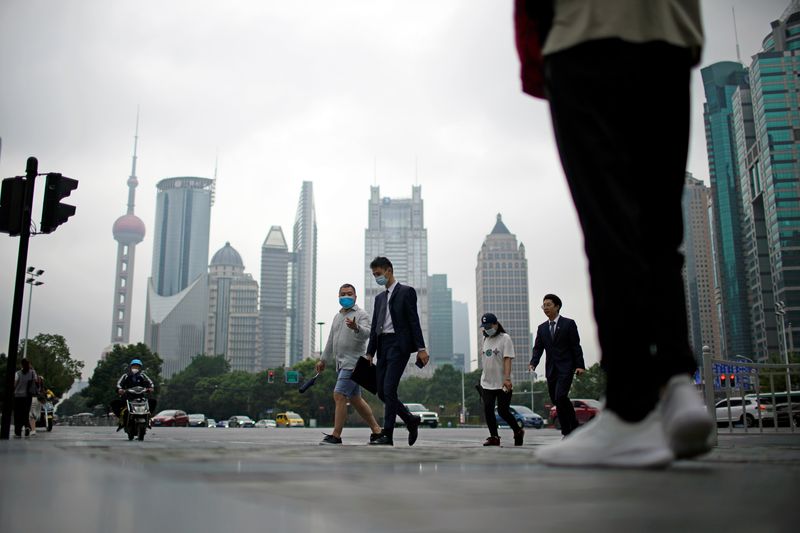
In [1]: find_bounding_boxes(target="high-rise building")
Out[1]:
[110,117,146,346]
[428,274,453,368]
[144,176,213,377]
[289,182,317,364]
[681,173,722,361]
[702,60,753,358]
[731,1,800,360]
[260,225,291,369]
[364,186,429,346]
[206,242,259,372]
[475,214,531,384]
[452,300,471,372]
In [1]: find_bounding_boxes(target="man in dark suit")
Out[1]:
[366,256,429,446]
[530,293,585,437]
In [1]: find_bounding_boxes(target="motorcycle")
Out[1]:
[37,398,55,432]
[121,386,151,441]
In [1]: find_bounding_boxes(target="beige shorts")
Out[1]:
[30,398,41,420]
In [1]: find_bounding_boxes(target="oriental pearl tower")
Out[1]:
[110,114,146,345]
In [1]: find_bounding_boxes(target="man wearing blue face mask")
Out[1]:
[315,284,382,445]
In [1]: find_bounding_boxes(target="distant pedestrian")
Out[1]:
[479,313,524,446]
[29,374,45,436]
[13,358,37,438]
[315,283,383,445]
[530,294,585,437]
[366,256,429,446]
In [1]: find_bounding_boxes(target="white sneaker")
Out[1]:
[537,408,673,469]
[29,430,37,436]
[660,374,714,459]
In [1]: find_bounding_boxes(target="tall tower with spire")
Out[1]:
[110,113,146,344]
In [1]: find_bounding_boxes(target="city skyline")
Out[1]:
[0,1,784,377]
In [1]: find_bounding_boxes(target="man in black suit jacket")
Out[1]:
[530,293,585,436]
[366,256,429,446]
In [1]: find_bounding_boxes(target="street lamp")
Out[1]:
[775,301,793,396]
[316,321,325,358]
[22,267,44,360]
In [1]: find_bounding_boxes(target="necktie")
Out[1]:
[378,289,389,333]
[549,321,556,338]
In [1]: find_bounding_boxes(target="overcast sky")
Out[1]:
[0,1,790,378]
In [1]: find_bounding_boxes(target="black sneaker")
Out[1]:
[369,432,383,444]
[319,433,342,445]
[369,434,394,446]
[483,436,501,446]
[514,428,525,447]
[24,427,30,437]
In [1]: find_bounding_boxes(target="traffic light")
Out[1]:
[40,173,78,233]
[267,370,275,384]
[720,374,727,388]
[0,177,25,235]
[729,374,736,388]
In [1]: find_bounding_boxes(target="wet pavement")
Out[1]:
[1,426,798,532]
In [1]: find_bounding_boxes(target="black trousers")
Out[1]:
[545,39,698,422]
[483,388,520,436]
[548,374,578,436]
[13,396,33,436]
[375,334,414,435]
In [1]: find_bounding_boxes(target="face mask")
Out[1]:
[484,328,497,336]
[131,368,140,374]
[375,275,388,286]
[339,296,355,309]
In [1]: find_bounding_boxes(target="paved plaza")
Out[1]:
[1,426,798,533]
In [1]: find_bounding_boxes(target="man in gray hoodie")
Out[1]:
[315,283,382,445]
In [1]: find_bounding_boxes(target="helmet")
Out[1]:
[130,359,143,367]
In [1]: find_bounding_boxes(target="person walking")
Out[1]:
[479,313,524,446]
[530,294,585,437]
[13,358,37,438]
[366,256,429,446]
[515,0,714,467]
[315,283,383,445]
[29,374,45,436]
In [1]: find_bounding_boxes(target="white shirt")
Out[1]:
[549,315,561,333]
[480,332,515,390]
[382,280,398,334]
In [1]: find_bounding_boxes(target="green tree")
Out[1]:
[54,392,89,416]
[160,354,230,412]
[83,343,162,413]
[22,334,84,398]
[569,363,607,400]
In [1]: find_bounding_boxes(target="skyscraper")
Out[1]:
[110,116,146,346]
[452,300,471,372]
[144,176,213,377]
[476,214,531,384]
[731,1,800,360]
[681,173,722,361]
[206,242,260,372]
[428,274,453,368]
[260,225,291,369]
[289,182,317,364]
[702,60,752,358]
[364,186,429,349]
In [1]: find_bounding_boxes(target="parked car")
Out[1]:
[207,418,217,428]
[228,415,256,428]
[275,412,305,427]
[151,409,189,427]
[714,397,771,427]
[215,420,229,428]
[188,414,208,427]
[396,403,439,428]
[774,402,800,428]
[549,399,601,429]
[255,419,277,428]
[496,404,544,429]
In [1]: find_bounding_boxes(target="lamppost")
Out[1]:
[316,321,325,358]
[22,267,44,360]
[454,354,466,425]
[775,301,792,394]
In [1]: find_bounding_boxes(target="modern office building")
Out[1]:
[364,186,429,343]
[260,225,291,369]
[452,300,471,372]
[681,173,722,361]
[428,274,453,368]
[206,242,260,372]
[110,117,146,346]
[702,60,753,358]
[731,1,800,361]
[144,176,213,377]
[475,214,531,384]
[289,181,317,365]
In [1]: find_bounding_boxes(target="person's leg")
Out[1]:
[483,389,500,437]
[382,344,413,432]
[331,392,348,438]
[553,373,577,435]
[13,397,25,436]
[497,388,521,433]
[350,394,382,434]
[375,339,390,435]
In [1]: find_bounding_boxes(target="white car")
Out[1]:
[714,397,771,427]
[396,403,439,428]
[254,419,277,428]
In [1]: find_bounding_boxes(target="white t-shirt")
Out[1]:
[480,332,515,390]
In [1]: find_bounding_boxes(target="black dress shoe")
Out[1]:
[369,434,394,446]
[407,415,421,446]
[369,432,383,444]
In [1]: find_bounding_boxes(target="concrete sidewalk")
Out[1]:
[1,427,798,533]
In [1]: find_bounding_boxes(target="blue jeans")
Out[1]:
[375,333,413,435]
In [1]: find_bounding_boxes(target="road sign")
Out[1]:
[285,370,299,384]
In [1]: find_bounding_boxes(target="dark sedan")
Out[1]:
[151,409,189,427]
[496,405,544,429]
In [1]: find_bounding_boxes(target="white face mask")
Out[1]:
[131,368,140,374]
[484,328,497,336]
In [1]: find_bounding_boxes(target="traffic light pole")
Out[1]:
[1,157,37,439]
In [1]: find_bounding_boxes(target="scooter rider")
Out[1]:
[110,359,157,430]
